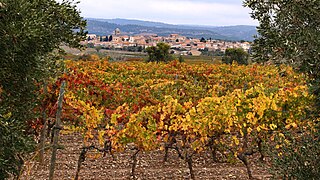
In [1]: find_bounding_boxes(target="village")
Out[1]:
[83,28,252,56]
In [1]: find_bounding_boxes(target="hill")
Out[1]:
[86,18,257,41]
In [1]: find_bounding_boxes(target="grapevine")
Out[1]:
[42,59,313,179]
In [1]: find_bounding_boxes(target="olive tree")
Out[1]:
[244,1,320,179]
[146,42,173,63]
[244,0,320,107]
[0,0,86,178]
[244,0,320,73]
[222,48,249,65]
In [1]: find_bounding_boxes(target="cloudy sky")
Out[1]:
[75,0,258,26]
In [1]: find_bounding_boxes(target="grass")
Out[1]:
[183,55,222,64]
[62,48,223,65]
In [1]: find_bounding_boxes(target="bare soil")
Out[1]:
[20,133,271,180]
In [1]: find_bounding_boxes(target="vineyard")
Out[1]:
[32,59,316,179]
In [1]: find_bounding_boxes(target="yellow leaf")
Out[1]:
[98,130,105,146]
[278,133,285,138]
[257,126,261,132]
[3,112,12,119]
[246,112,254,120]
[285,124,291,130]
[284,139,290,145]
[270,124,277,130]
[243,123,247,128]
[240,130,244,137]
[232,136,239,145]
[292,122,298,128]
[224,129,231,133]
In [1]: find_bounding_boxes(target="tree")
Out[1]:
[109,35,113,42]
[222,48,249,65]
[137,46,143,52]
[244,0,320,73]
[243,0,320,106]
[178,55,185,63]
[95,45,102,53]
[87,43,95,48]
[146,42,173,63]
[244,1,320,179]
[200,37,206,43]
[104,36,109,42]
[0,0,86,178]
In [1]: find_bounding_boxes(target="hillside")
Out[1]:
[86,18,257,41]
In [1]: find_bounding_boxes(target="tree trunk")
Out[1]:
[238,133,253,180]
[187,157,195,180]
[210,144,218,162]
[257,137,264,161]
[163,144,169,162]
[238,153,253,179]
[131,150,140,179]
[75,147,88,180]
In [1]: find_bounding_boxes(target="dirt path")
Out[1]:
[20,133,271,180]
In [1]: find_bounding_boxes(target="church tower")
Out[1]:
[114,28,121,35]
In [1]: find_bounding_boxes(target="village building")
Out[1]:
[81,28,252,55]
[114,28,121,35]
[189,50,202,56]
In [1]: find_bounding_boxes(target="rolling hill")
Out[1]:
[86,18,257,41]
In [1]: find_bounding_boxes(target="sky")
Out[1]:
[73,0,258,26]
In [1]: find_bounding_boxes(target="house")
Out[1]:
[240,42,251,50]
[121,35,129,41]
[189,50,202,56]
[197,42,206,50]
[86,34,97,40]
[170,34,179,38]
[81,32,251,55]
[112,36,122,43]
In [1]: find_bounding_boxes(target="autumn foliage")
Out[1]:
[44,59,316,178]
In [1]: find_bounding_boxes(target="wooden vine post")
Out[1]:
[49,81,66,180]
